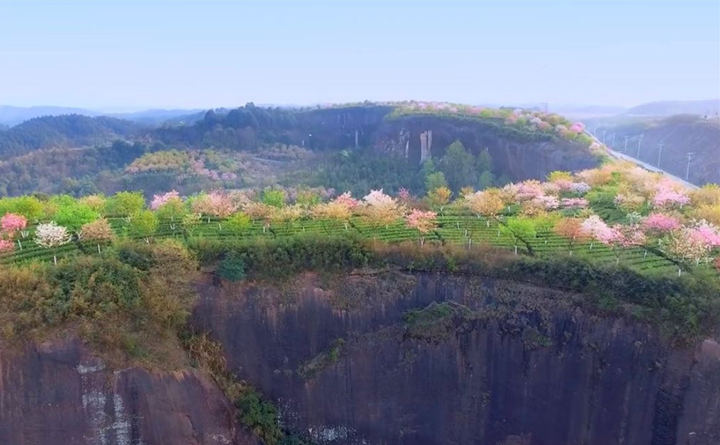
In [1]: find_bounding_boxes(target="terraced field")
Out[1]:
[0,211,681,275]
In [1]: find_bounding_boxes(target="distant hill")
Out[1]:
[596,114,720,186]
[0,114,140,157]
[0,105,99,126]
[624,99,720,117]
[107,108,205,126]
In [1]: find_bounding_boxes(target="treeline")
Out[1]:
[0,114,140,157]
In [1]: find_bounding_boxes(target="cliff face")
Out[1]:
[192,272,720,445]
[0,338,257,445]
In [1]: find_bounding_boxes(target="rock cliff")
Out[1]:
[191,271,720,445]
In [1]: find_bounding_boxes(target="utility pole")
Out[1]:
[636,134,644,159]
[656,142,664,168]
[685,152,694,181]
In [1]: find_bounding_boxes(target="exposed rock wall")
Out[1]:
[192,272,720,445]
[0,339,256,445]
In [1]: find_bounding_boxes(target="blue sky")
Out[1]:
[1,0,718,109]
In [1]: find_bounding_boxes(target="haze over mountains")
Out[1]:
[2,99,718,128]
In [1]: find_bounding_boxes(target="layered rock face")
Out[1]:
[0,339,256,445]
[192,272,720,445]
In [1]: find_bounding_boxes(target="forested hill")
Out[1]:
[0,102,601,197]
[0,114,140,157]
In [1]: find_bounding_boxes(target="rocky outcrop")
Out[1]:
[0,338,256,445]
[192,272,720,445]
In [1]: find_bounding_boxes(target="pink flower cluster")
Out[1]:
[561,198,588,209]
[1,213,27,234]
[642,213,681,234]
[532,195,559,210]
[406,209,438,233]
[333,191,359,209]
[150,190,180,210]
[515,181,545,201]
[652,180,690,208]
[688,221,720,248]
[569,122,585,134]
[0,239,13,253]
[397,188,411,202]
[581,216,619,244]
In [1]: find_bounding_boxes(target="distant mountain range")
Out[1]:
[0,106,203,127]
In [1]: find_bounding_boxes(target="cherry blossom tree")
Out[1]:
[361,189,404,231]
[0,239,14,255]
[652,180,690,208]
[79,218,115,253]
[1,213,28,249]
[553,217,589,253]
[35,222,71,264]
[406,209,437,246]
[642,213,682,236]
[150,190,181,210]
[465,189,505,226]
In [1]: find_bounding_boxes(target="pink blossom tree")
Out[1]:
[642,213,682,236]
[1,213,29,250]
[150,190,180,210]
[0,239,13,255]
[405,209,437,246]
[652,180,690,208]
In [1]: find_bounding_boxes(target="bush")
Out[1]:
[217,253,246,281]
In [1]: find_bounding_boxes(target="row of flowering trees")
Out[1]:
[1,162,719,272]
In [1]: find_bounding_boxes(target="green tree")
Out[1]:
[500,217,537,256]
[225,212,252,235]
[438,140,476,193]
[106,192,145,216]
[425,171,448,192]
[262,189,286,208]
[126,210,158,242]
[54,201,100,233]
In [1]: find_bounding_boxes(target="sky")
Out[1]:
[0,0,718,110]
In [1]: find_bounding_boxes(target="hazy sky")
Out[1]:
[1,0,718,110]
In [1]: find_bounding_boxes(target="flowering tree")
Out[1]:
[426,186,452,213]
[465,189,504,226]
[397,187,411,203]
[35,222,71,264]
[360,189,404,231]
[193,191,237,223]
[642,213,681,236]
[662,228,713,275]
[79,219,115,253]
[515,180,544,201]
[560,198,588,209]
[553,217,589,253]
[0,239,14,255]
[1,213,28,249]
[333,192,359,210]
[652,180,690,208]
[244,202,276,232]
[1,213,28,235]
[581,215,618,249]
[150,190,180,210]
[406,209,437,246]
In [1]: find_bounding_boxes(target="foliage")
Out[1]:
[262,189,287,208]
[225,212,252,234]
[217,252,246,281]
[53,201,99,232]
[426,186,452,208]
[105,192,145,216]
[126,210,159,240]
